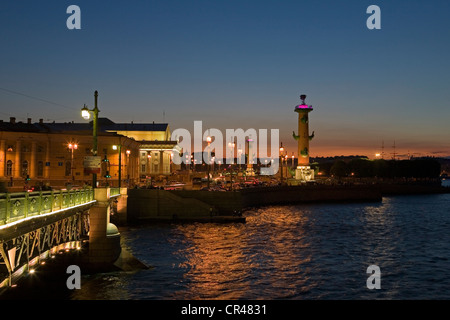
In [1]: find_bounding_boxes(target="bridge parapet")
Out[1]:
[110,187,120,197]
[0,188,95,226]
[0,187,125,290]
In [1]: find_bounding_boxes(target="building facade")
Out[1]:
[101,119,178,178]
[0,117,141,191]
[0,116,177,191]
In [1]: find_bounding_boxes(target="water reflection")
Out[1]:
[246,207,315,298]
[66,193,450,300]
[170,207,316,299]
[71,272,134,300]
[359,198,402,298]
[172,224,249,299]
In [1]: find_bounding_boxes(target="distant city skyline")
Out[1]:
[1,0,449,158]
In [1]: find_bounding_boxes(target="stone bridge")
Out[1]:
[0,187,122,289]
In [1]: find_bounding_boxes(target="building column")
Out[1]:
[149,151,154,174]
[159,151,164,175]
[44,140,50,178]
[14,140,21,178]
[30,141,37,179]
[0,140,5,178]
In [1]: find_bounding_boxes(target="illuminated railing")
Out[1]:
[0,188,95,226]
[110,187,120,197]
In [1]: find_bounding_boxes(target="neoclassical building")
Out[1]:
[0,116,175,191]
[99,118,177,177]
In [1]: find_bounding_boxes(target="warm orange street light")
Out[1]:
[68,143,78,150]
[207,136,212,189]
[68,143,78,181]
[279,143,284,183]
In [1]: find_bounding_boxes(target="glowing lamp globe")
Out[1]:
[81,105,91,120]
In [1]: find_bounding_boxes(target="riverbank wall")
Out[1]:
[240,184,382,208]
[126,184,382,223]
[378,182,450,195]
[125,183,450,224]
[126,188,244,223]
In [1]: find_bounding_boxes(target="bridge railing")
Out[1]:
[110,187,120,197]
[0,188,95,226]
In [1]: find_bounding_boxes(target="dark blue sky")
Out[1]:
[1,0,449,157]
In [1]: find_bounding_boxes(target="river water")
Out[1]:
[67,182,450,300]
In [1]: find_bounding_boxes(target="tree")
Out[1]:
[349,158,374,177]
[330,160,349,179]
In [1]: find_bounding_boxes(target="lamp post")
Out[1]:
[238,147,242,166]
[112,143,122,189]
[228,141,235,191]
[228,141,235,163]
[279,143,284,184]
[126,149,131,186]
[206,135,212,189]
[68,143,78,181]
[81,90,99,188]
[103,155,111,186]
[285,154,288,179]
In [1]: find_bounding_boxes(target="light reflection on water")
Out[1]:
[169,207,314,300]
[71,193,450,300]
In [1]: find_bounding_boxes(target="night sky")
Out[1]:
[1,0,449,158]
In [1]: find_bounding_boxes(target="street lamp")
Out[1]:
[81,90,100,188]
[185,154,189,171]
[103,155,111,186]
[126,149,131,186]
[285,154,288,178]
[112,144,122,189]
[207,135,211,189]
[279,143,284,184]
[228,141,235,191]
[228,141,235,164]
[68,143,78,181]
